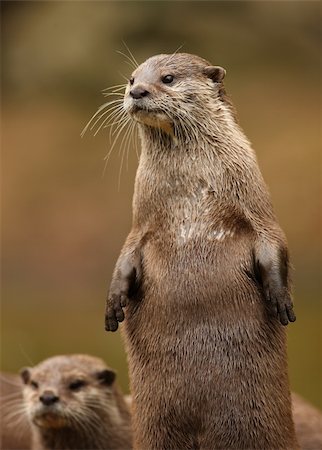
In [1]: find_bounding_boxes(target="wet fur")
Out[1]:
[105,53,298,449]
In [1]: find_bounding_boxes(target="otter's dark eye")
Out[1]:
[129,77,134,86]
[30,380,38,389]
[161,75,174,84]
[69,380,86,391]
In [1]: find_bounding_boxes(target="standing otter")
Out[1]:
[104,53,297,449]
[20,354,132,450]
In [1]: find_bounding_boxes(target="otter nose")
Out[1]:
[130,87,150,99]
[39,391,59,406]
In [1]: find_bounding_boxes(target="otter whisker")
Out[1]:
[0,391,22,400]
[69,407,103,441]
[117,50,137,69]
[90,103,124,136]
[104,105,126,132]
[126,121,137,170]
[167,43,185,65]
[170,103,200,144]
[116,51,137,71]
[102,83,127,93]
[103,117,127,130]
[121,40,139,68]
[103,116,132,177]
[102,92,125,98]
[90,104,121,135]
[118,118,136,184]
[118,72,131,83]
[0,375,22,387]
[133,121,140,159]
[109,114,128,144]
[81,99,124,137]
[2,406,28,422]
[109,112,130,139]
[94,104,125,137]
[117,118,134,189]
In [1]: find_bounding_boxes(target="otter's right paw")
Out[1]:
[105,292,129,332]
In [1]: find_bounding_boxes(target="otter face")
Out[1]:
[20,355,116,429]
[123,53,226,135]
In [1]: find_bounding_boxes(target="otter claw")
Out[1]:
[105,250,142,332]
[265,289,296,326]
[105,292,128,332]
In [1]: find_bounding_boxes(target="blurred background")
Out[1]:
[1,1,321,407]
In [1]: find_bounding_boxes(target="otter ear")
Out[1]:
[20,367,32,384]
[203,66,226,83]
[96,369,116,386]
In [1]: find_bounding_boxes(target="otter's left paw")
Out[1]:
[265,286,296,326]
[105,290,129,331]
[105,291,129,332]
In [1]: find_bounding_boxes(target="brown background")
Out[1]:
[1,1,321,408]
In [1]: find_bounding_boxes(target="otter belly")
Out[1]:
[124,236,295,449]
[127,232,264,325]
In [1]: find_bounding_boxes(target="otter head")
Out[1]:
[123,53,228,138]
[20,355,116,430]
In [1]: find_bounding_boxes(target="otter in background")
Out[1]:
[0,354,132,450]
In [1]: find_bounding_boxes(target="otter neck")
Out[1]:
[138,111,252,168]
[133,116,274,229]
[137,117,256,197]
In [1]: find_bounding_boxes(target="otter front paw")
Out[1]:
[255,241,296,326]
[264,286,296,326]
[105,291,129,332]
[105,253,141,332]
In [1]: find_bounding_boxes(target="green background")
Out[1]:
[1,1,321,408]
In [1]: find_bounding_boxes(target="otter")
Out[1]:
[20,354,132,450]
[103,53,298,449]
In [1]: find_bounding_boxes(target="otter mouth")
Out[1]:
[128,104,173,134]
[131,104,144,113]
[130,104,162,116]
[33,409,67,429]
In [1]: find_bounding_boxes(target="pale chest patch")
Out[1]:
[212,228,235,241]
[166,182,235,245]
[178,221,235,244]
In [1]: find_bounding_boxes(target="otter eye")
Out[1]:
[161,75,174,84]
[69,380,86,391]
[30,380,38,389]
[129,77,134,86]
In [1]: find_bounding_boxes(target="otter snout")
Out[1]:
[130,86,150,99]
[39,391,59,406]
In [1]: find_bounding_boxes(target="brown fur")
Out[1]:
[105,53,298,449]
[20,354,132,450]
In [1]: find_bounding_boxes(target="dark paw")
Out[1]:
[265,287,296,326]
[105,292,129,332]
